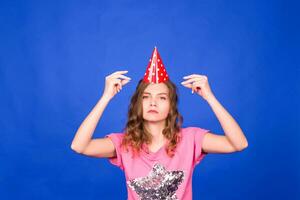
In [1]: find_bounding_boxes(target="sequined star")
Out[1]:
[127,163,185,200]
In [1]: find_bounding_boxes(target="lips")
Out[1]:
[148,110,158,113]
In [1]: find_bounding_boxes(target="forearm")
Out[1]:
[71,95,111,152]
[206,94,248,150]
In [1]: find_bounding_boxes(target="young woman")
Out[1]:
[71,49,248,200]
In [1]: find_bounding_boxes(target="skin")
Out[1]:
[181,74,248,153]
[71,70,248,159]
[142,83,171,149]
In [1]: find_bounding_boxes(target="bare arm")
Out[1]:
[70,96,112,154]
[203,94,248,152]
[70,70,131,157]
[181,74,248,153]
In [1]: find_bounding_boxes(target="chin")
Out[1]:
[143,115,166,123]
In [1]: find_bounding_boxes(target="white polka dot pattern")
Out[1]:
[143,47,169,83]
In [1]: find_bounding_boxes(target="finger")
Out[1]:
[192,85,201,93]
[183,74,207,79]
[116,83,121,92]
[113,79,122,90]
[182,80,204,86]
[118,79,122,90]
[113,86,118,94]
[112,70,129,75]
[107,70,129,78]
[183,74,205,79]
[121,79,130,86]
[116,84,121,91]
[191,85,197,93]
[181,77,204,84]
[182,82,201,94]
[112,74,131,80]
[181,82,193,89]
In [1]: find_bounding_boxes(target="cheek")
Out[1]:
[142,102,146,112]
[161,102,170,114]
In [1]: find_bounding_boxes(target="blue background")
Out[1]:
[0,0,299,199]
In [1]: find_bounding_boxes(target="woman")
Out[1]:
[71,48,248,199]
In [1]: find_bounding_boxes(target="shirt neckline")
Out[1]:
[146,141,167,154]
[140,129,183,160]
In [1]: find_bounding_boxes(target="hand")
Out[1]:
[181,74,214,101]
[102,70,131,100]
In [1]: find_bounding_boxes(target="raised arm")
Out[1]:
[70,70,131,158]
[202,94,248,153]
[70,96,115,157]
[181,74,248,153]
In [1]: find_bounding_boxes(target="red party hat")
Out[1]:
[143,47,169,83]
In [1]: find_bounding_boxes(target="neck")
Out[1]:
[144,120,166,144]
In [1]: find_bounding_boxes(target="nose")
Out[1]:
[150,99,157,106]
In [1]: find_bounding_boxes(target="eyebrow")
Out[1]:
[143,92,168,95]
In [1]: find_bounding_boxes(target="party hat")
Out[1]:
[143,47,169,83]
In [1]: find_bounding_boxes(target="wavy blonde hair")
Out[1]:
[120,78,183,158]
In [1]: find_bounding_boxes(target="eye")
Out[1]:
[142,96,148,99]
[160,97,167,100]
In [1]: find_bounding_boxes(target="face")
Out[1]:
[142,83,170,123]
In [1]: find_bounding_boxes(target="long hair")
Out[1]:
[120,78,183,158]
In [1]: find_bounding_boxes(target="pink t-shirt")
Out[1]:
[105,126,210,200]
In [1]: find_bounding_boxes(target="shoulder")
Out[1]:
[180,126,210,135]
[178,127,209,142]
[105,132,125,144]
[106,132,125,138]
[180,126,210,142]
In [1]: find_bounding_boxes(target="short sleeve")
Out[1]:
[193,127,210,166]
[105,133,124,170]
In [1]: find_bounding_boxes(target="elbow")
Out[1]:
[237,141,248,151]
[70,143,84,154]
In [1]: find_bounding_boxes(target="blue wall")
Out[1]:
[0,0,299,199]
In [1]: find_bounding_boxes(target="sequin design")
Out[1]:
[127,163,185,200]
